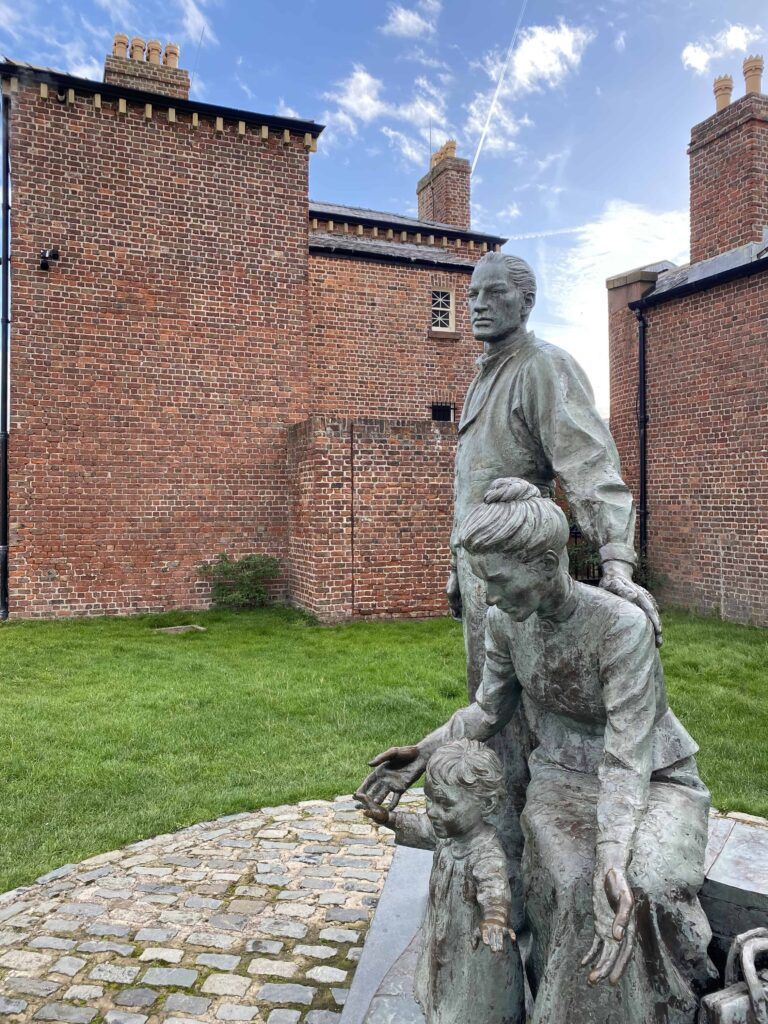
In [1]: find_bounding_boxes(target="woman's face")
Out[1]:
[468,549,557,621]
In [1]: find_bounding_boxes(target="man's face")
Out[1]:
[468,261,532,344]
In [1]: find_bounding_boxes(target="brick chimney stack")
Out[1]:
[688,55,768,263]
[104,32,190,100]
[416,140,471,229]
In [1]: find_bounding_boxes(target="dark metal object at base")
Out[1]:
[699,928,768,1023]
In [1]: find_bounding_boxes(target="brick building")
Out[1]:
[0,36,505,620]
[608,57,768,625]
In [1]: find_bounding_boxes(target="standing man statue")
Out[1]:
[445,251,660,926]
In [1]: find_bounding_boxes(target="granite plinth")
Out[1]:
[339,846,430,1024]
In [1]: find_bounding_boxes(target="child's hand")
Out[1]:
[355,792,390,825]
[472,919,517,953]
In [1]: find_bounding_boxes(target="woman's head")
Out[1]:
[425,739,505,837]
[458,477,570,620]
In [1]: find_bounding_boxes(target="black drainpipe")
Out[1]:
[0,88,10,620]
[633,308,648,557]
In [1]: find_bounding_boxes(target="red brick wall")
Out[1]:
[104,55,190,99]
[307,255,478,419]
[287,416,456,621]
[689,93,768,263]
[416,157,471,229]
[609,275,768,625]
[7,80,310,616]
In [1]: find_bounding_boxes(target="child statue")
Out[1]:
[361,738,524,1024]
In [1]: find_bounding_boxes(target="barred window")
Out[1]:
[431,289,454,331]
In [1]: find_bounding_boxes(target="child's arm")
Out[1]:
[358,795,437,851]
[471,845,516,952]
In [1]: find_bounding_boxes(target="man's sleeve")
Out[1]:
[521,349,636,566]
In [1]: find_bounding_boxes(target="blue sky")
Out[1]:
[2,0,767,413]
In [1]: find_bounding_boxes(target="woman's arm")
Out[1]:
[356,609,522,809]
[586,606,658,985]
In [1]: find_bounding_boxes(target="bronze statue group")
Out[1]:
[355,254,716,1024]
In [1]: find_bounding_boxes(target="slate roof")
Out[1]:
[309,232,477,269]
[638,242,768,305]
[310,200,505,245]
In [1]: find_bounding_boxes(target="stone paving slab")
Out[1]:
[0,794,425,1024]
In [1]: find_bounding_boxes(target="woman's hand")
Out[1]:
[581,866,636,986]
[354,745,428,812]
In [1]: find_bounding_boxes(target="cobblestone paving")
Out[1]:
[0,793,424,1024]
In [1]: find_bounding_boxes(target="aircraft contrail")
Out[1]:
[471,0,530,177]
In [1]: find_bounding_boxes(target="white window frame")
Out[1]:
[430,289,455,332]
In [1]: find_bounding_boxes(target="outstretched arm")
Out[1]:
[355,610,521,809]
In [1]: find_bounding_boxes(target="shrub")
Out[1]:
[197,553,280,610]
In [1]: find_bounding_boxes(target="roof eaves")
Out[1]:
[309,200,506,245]
[0,59,324,137]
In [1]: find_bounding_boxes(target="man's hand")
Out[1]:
[600,561,662,647]
[446,569,462,621]
[581,866,636,986]
[354,745,427,812]
[472,919,517,953]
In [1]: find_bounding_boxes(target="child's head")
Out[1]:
[424,740,505,838]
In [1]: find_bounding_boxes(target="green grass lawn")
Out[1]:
[0,607,766,892]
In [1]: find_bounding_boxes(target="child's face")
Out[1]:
[424,777,485,839]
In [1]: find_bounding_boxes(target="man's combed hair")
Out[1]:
[426,739,505,814]
[476,251,537,308]
[458,477,569,560]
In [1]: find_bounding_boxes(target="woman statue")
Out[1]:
[357,478,716,1023]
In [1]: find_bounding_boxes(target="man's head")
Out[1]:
[468,253,537,345]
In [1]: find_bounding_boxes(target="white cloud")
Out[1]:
[498,202,522,220]
[324,65,390,128]
[176,0,218,46]
[382,126,426,165]
[508,21,594,95]
[276,97,300,119]
[381,6,433,38]
[69,57,102,80]
[682,23,763,74]
[531,200,689,416]
[322,64,453,156]
[464,21,593,157]
[380,0,441,38]
[0,0,27,41]
[614,30,626,53]
[93,0,135,23]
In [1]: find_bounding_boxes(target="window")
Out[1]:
[431,402,455,422]
[431,289,454,331]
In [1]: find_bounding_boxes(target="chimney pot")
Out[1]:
[713,74,733,112]
[146,40,162,65]
[112,33,129,60]
[163,43,180,68]
[430,138,457,169]
[130,37,145,61]
[743,54,764,95]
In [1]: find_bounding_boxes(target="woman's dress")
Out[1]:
[445,582,717,1024]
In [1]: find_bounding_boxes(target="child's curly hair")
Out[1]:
[426,739,505,817]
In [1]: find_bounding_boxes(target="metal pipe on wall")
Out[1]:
[1,88,10,619]
[634,309,648,557]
